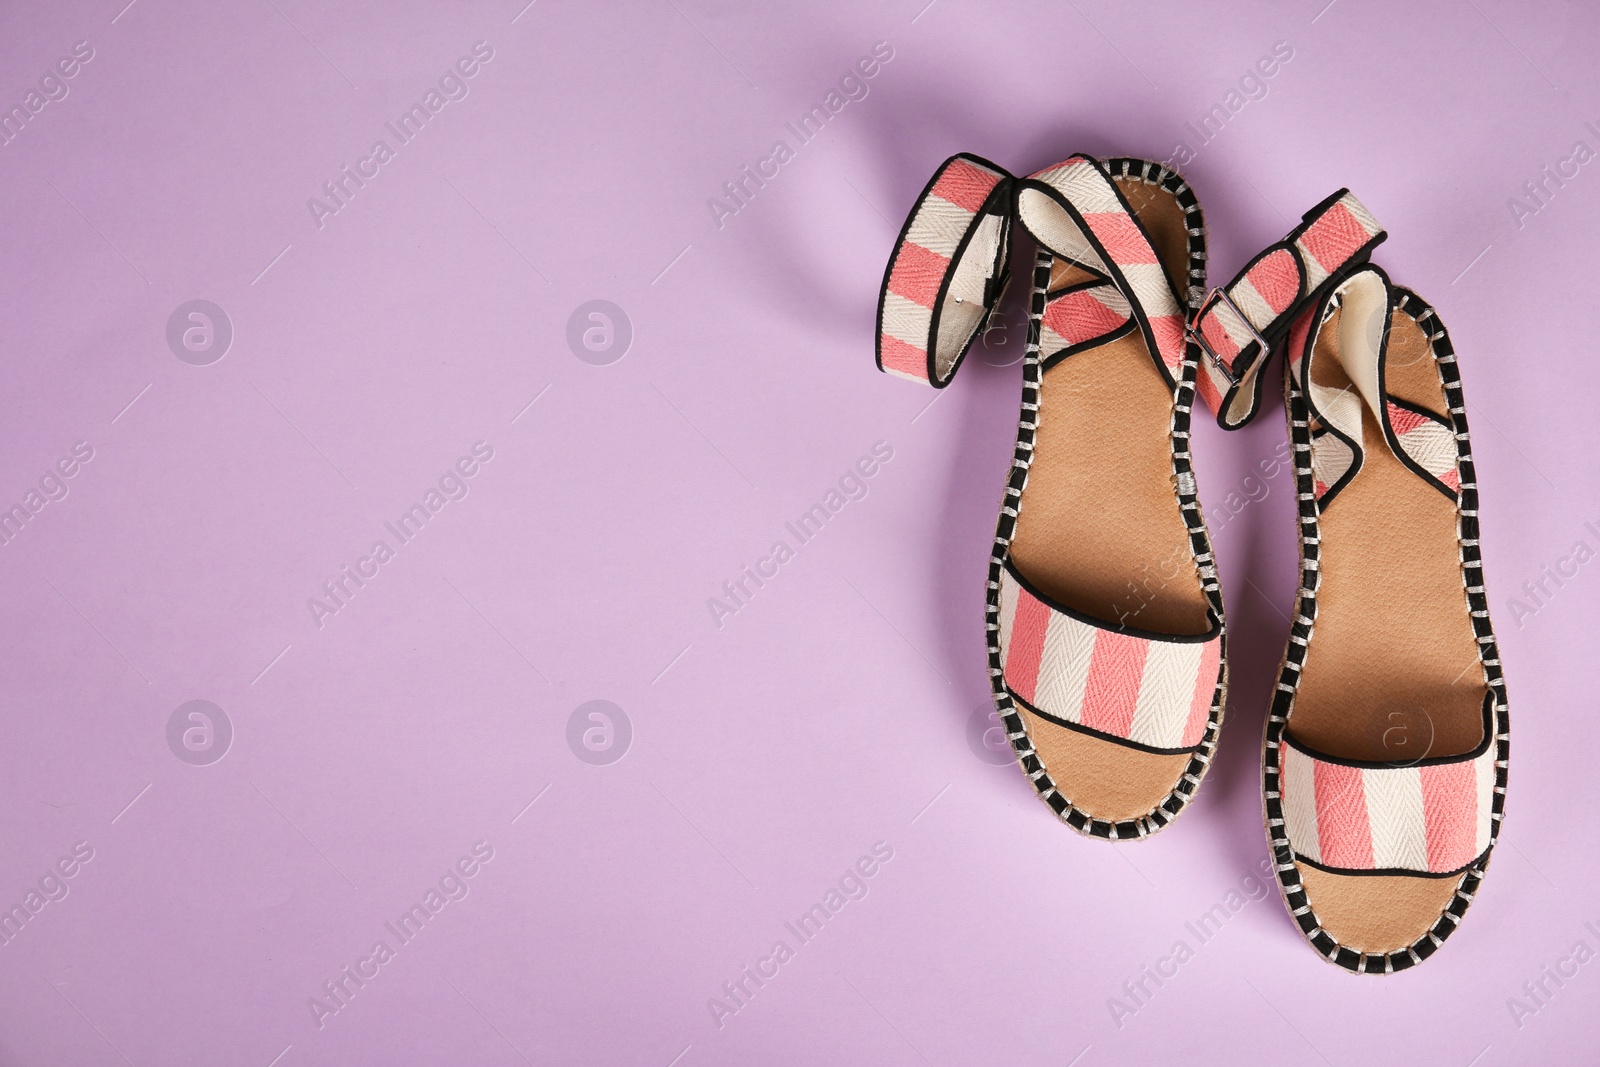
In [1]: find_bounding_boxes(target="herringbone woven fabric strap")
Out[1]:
[1285,267,1465,506]
[875,153,1198,390]
[1276,702,1500,874]
[1387,401,1461,492]
[1037,282,1132,363]
[996,563,1222,753]
[875,154,1014,387]
[1014,156,1189,387]
[1192,190,1386,428]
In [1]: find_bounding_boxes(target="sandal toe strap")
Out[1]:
[996,563,1222,754]
[1276,704,1502,875]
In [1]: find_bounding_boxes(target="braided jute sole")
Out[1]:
[985,159,1230,840]
[1261,288,1508,973]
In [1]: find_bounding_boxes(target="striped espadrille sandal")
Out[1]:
[877,153,1227,839]
[1191,212,1508,970]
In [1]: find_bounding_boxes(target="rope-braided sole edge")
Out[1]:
[1262,288,1510,972]
[986,158,1229,841]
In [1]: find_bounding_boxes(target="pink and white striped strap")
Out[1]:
[1278,718,1497,874]
[1288,269,1464,503]
[1193,190,1386,428]
[1387,402,1461,493]
[1306,391,1462,506]
[876,154,1013,387]
[876,153,1196,389]
[1015,156,1188,386]
[996,565,1221,752]
[1038,283,1132,363]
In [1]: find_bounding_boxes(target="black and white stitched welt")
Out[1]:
[984,158,1229,841]
[1262,287,1509,973]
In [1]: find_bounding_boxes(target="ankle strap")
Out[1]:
[877,152,1192,390]
[1014,156,1190,388]
[876,154,1014,387]
[1192,190,1385,428]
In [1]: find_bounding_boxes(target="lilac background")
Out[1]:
[0,0,1594,1063]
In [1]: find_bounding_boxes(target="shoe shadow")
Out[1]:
[1192,392,1307,935]
[924,274,1044,806]
[725,67,1183,345]
[717,71,1027,343]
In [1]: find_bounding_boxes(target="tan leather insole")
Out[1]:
[1028,716,1192,820]
[1290,309,1488,762]
[1297,864,1464,951]
[1008,182,1210,636]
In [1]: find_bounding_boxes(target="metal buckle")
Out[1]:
[1189,287,1268,387]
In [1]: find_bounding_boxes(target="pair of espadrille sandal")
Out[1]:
[875,153,1506,973]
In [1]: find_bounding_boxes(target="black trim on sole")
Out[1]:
[987,157,1227,842]
[1262,288,1509,972]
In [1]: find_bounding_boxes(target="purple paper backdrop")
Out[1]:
[0,0,1594,1063]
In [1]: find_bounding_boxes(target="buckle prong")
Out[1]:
[1189,287,1268,387]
